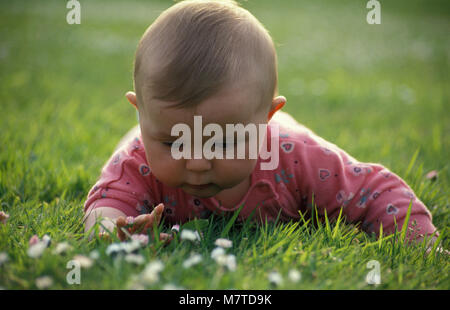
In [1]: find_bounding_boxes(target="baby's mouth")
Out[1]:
[185,183,214,190]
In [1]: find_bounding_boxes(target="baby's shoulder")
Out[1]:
[113,125,142,154]
[101,125,149,175]
[269,111,351,162]
[269,111,317,146]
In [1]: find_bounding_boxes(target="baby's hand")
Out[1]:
[115,203,173,244]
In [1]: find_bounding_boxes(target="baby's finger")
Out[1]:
[130,214,151,235]
[141,204,165,232]
[153,203,165,225]
[116,216,128,241]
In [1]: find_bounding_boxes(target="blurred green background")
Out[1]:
[1,0,448,219]
[0,0,449,289]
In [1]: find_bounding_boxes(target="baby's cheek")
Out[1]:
[151,157,185,187]
[215,158,256,186]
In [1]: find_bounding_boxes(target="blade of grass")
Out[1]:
[298,209,311,229]
[221,203,244,238]
[332,206,343,239]
[324,209,331,238]
[400,199,414,244]
[378,222,383,250]
[430,229,445,257]
[404,148,420,179]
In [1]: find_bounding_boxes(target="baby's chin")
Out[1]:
[180,183,222,198]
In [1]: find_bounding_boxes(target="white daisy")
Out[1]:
[163,283,184,290]
[224,254,236,271]
[131,234,149,246]
[124,253,145,265]
[27,241,48,258]
[211,247,225,260]
[214,238,232,248]
[53,242,72,255]
[123,240,144,253]
[35,276,53,289]
[214,254,236,271]
[182,253,203,269]
[288,269,301,283]
[180,229,201,242]
[141,260,164,285]
[42,234,51,247]
[106,240,142,257]
[106,243,122,256]
[29,234,40,246]
[0,252,8,266]
[89,250,100,260]
[211,247,236,271]
[73,255,94,269]
[268,271,283,286]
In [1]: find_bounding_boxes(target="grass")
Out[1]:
[0,0,449,289]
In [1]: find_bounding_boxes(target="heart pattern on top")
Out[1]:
[318,168,330,181]
[386,203,399,215]
[139,164,151,176]
[280,142,294,153]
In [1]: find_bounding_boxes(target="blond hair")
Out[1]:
[134,0,277,110]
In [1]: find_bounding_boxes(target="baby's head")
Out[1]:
[126,0,286,199]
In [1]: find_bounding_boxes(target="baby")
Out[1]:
[83,0,440,247]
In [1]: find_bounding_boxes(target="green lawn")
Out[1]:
[0,0,449,289]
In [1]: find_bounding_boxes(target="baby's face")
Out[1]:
[138,83,268,198]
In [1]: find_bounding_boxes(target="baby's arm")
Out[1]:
[83,131,164,241]
[292,128,439,244]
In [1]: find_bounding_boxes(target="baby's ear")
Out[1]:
[268,96,286,121]
[126,91,138,110]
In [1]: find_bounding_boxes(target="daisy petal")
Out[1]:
[35,276,53,289]
[73,255,94,269]
[180,229,201,242]
[214,238,232,248]
[182,254,203,269]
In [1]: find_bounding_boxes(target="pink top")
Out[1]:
[84,113,437,241]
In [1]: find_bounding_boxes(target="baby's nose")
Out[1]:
[185,158,212,172]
